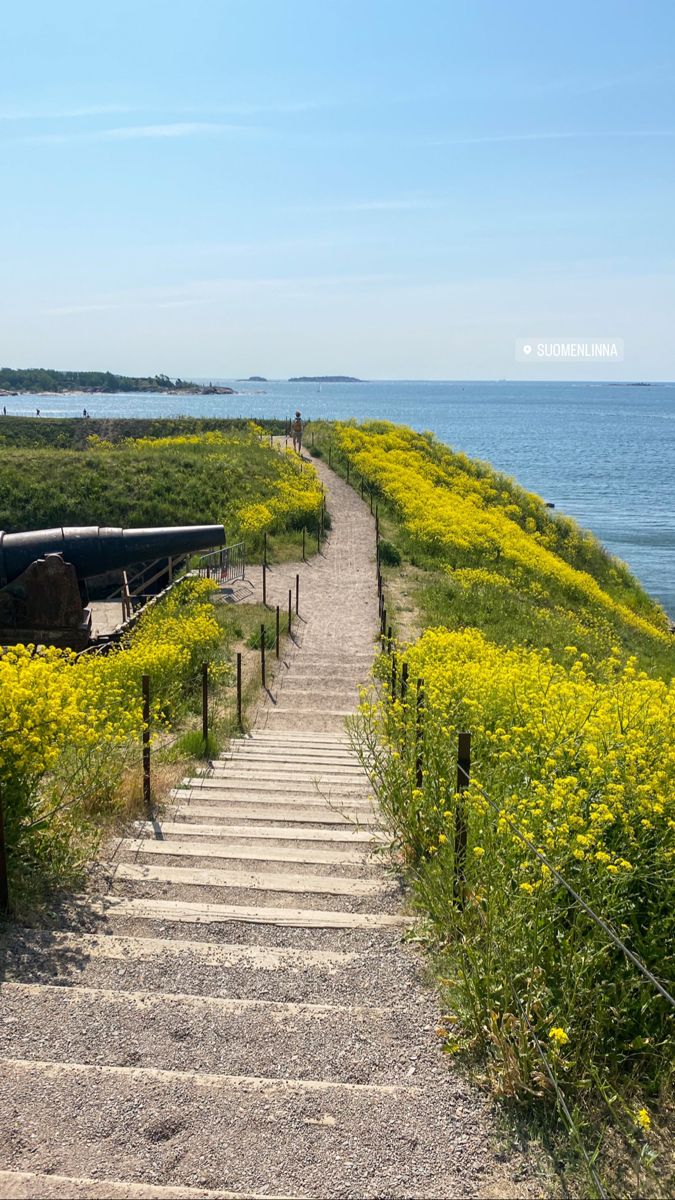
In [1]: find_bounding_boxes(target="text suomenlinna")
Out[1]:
[515,338,624,363]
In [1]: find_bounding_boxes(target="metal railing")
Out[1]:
[198,542,246,585]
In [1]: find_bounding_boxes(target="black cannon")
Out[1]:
[0,524,225,649]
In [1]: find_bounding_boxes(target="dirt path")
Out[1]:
[0,459,541,1199]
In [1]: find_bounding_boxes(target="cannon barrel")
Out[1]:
[0,525,225,585]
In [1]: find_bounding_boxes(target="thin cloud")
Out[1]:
[0,99,319,123]
[0,103,135,121]
[16,121,259,145]
[44,273,398,316]
[293,197,439,214]
[427,129,675,146]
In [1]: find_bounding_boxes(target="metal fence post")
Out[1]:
[454,732,471,906]
[401,660,408,700]
[142,674,151,814]
[260,623,266,688]
[202,662,209,750]
[288,588,292,633]
[295,572,300,616]
[276,604,280,658]
[0,787,9,912]
[415,678,424,789]
[236,652,242,730]
[262,560,267,607]
[391,652,397,699]
[302,526,306,561]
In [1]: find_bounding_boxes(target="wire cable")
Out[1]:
[456,759,675,1009]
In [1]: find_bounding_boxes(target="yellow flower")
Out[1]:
[635,1108,651,1132]
[473,846,485,858]
[549,1027,569,1048]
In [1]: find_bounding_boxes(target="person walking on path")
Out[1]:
[291,410,304,453]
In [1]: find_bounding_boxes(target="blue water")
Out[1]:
[5,380,674,618]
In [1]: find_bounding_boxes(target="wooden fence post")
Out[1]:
[415,678,424,789]
[142,674,151,814]
[454,732,471,906]
[0,787,9,913]
[201,662,209,751]
[401,660,408,700]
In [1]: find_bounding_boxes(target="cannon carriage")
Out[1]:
[0,524,225,649]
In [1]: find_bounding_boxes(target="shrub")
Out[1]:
[378,538,401,566]
[0,578,223,908]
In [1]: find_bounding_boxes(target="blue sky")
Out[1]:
[2,0,675,379]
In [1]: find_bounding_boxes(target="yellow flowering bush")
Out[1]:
[0,578,223,905]
[334,421,669,652]
[339,421,674,1168]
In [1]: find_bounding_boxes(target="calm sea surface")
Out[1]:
[6,380,674,618]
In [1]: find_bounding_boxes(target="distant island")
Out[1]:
[288,375,361,383]
[0,367,235,396]
[239,376,268,382]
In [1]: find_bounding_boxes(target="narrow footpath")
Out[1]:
[0,459,539,1199]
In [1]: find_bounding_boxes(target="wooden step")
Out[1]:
[170,804,373,826]
[0,1170,285,1200]
[95,895,410,929]
[110,862,388,898]
[117,837,368,867]
[134,821,382,844]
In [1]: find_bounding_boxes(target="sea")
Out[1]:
[4,379,674,619]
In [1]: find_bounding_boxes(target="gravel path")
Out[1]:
[0,456,544,1199]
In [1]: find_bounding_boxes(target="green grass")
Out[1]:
[0,428,316,558]
[0,415,288,450]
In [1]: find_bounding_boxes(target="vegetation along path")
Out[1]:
[0,457,541,1199]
